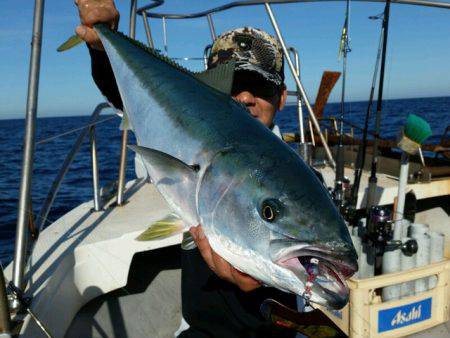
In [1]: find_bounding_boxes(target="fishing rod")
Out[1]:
[366,0,392,211]
[333,0,351,209]
[347,14,384,217]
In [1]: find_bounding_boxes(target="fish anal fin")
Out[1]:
[136,214,185,241]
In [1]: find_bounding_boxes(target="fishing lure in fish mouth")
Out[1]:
[276,251,352,310]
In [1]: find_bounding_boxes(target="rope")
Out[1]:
[36,115,117,145]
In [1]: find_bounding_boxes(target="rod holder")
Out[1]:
[297,142,312,166]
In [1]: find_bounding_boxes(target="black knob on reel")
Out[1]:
[401,239,418,256]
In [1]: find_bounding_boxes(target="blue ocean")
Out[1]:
[1,96,449,266]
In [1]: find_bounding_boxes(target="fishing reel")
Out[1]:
[332,176,351,214]
[363,206,418,256]
[366,206,393,244]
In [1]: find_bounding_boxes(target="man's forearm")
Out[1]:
[88,46,123,110]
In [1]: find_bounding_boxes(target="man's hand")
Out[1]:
[190,225,261,292]
[75,0,119,51]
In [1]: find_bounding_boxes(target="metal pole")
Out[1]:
[288,47,305,144]
[117,0,137,206]
[203,45,212,70]
[0,266,11,336]
[129,0,137,38]
[116,129,128,206]
[90,126,101,211]
[264,3,335,168]
[12,0,45,293]
[142,11,155,48]
[309,120,315,146]
[206,14,217,41]
[162,16,168,55]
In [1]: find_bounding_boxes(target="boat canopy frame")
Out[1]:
[138,0,450,19]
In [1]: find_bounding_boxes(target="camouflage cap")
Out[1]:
[207,27,284,87]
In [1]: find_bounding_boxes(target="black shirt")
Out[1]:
[180,248,297,338]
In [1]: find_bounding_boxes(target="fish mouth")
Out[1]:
[272,242,358,309]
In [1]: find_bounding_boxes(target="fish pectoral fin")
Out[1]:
[57,35,84,52]
[194,61,235,95]
[128,145,200,225]
[128,145,199,174]
[136,213,185,241]
[181,232,197,250]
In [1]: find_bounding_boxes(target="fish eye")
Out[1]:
[261,199,281,222]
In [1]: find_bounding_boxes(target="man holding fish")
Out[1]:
[74,1,357,337]
[75,0,287,291]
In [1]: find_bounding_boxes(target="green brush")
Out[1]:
[393,114,432,232]
[398,114,432,155]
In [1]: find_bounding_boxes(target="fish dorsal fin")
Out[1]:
[194,61,235,95]
[95,24,234,95]
[95,24,194,77]
[128,145,199,226]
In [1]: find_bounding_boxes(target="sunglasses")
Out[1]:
[231,78,280,99]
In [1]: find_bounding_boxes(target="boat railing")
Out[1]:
[36,102,113,234]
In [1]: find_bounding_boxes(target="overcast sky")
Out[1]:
[1,0,450,119]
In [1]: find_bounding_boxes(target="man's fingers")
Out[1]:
[230,268,261,292]
[211,251,233,283]
[76,25,103,50]
[191,226,215,272]
[190,225,260,291]
[83,6,119,27]
[76,0,119,28]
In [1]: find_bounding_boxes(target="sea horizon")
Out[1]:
[1,94,449,121]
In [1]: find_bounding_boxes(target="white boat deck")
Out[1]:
[5,179,183,337]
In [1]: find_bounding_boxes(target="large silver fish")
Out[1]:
[95,24,357,309]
